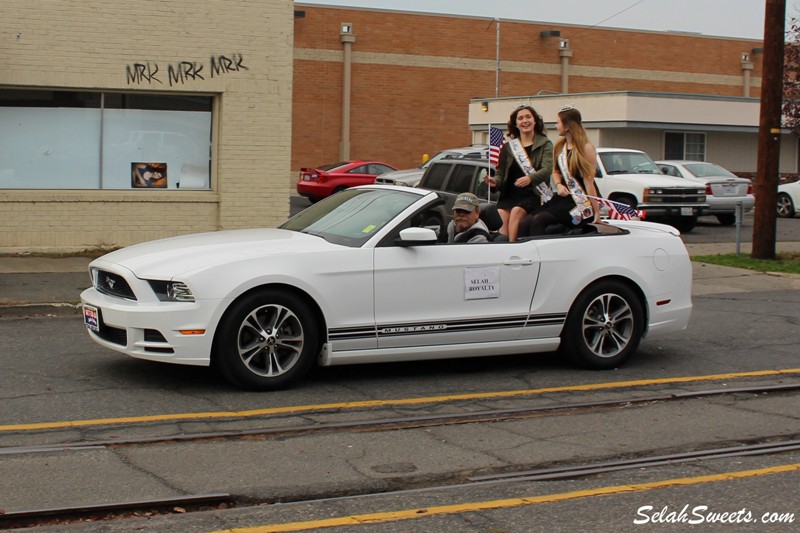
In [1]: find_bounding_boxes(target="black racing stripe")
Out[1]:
[328,327,376,341]
[329,313,567,341]
[379,315,529,331]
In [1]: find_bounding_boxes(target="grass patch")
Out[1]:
[692,252,800,275]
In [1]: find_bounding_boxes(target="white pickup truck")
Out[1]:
[593,148,708,233]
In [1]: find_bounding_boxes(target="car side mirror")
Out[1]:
[395,227,438,246]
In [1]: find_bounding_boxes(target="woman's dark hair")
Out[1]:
[507,105,545,139]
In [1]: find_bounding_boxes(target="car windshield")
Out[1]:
[683,163,737,178]
[279,188,421,247]
[600,152,661,174]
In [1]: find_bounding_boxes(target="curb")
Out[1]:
[0,303,82,318]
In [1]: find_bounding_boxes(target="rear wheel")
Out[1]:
[560,280,644,369]
[213,289,319,390]
[716,213,736,225]
[777,193,795,218]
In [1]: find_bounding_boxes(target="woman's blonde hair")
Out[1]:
[554,107,595,179]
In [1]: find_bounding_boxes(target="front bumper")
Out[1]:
[638,204,709,218]
[705,194,755,214]
[81,287,224,366]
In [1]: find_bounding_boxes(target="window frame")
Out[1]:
[664,131,706,161]
[0,89,213,190]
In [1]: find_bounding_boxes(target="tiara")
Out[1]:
[558,104,575,112]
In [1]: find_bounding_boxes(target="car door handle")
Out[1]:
[503,258,534,266]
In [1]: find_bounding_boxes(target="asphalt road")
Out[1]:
[1,279,799,531]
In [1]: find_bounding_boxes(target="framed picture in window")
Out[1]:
[131,162,168,188]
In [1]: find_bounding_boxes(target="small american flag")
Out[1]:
[488,126,506,167]
[592,196,645,221]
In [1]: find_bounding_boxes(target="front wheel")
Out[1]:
[560,281,644,369]
[213,289,319,390]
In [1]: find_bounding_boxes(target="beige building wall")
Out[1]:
[470,93,797,177]
[0,0,294,252]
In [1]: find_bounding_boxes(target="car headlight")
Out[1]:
[147,280,196,302]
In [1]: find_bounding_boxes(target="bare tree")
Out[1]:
[783,18,800,134]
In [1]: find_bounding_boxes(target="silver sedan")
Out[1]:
[656,161,754,225]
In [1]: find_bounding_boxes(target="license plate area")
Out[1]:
[83,304,100,332]
[680,207,694,216]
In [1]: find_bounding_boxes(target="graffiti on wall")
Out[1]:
[126,54,249,86]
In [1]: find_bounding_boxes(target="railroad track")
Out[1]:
[2,381,799,529]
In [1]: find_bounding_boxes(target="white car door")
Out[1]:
[373,241,543,349]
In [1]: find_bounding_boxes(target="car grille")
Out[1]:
[644,188,706,204]
[95,270,137,301]
[91,308,127,346]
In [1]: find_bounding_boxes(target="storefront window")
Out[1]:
[0,90,212,189]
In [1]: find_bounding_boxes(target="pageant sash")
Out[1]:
[558,148,594,225]
[508,138,553,202]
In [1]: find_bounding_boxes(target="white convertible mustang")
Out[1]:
[81,186,693,390]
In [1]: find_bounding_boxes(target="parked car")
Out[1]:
[777,180,800,218]
[296,160,397,203]
[80,185,692,390]
[594,148,708,233]
[656,161,754,225]
[375,145,488,188]
[415,157,497,230]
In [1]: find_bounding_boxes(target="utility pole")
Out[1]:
[752,0,785,259]
[495,19,500,97]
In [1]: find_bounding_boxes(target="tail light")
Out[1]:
[705,185,713,195]
[299,170,320,182]
[747,183,753,194]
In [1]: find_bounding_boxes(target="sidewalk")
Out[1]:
[1,243,799,316]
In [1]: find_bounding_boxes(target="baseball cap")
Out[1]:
[453,193,480,212]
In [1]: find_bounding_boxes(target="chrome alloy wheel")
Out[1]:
[581,293,635,359]
[777,193,795,218]
[237,304,304,377]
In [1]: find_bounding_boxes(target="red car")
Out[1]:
[296,160,397,203]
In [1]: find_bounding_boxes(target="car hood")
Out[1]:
[603,173,700,188]
[91,229,335,279]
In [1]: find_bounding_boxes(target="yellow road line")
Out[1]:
[2,368,799,432]
[212,463,800,532]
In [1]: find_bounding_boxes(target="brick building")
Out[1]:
[293,4,766,171]
[1,2,772,251]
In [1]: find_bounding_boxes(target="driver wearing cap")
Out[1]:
[446,193,491,243]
